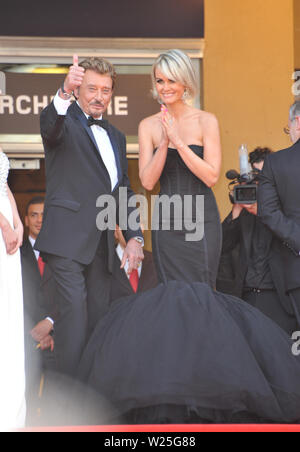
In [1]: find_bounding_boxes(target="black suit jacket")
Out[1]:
[35,101,142,269]
[220,211,294,315]
[258,138,300,291]
[21,238,58,330]
[110,249,158,302]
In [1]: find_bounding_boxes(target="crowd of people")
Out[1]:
[1,49,300,429]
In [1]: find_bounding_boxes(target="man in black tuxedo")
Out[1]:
[111,226,158,301]
[258,101,300,334]
[220,148,296,334]
[35,56,144,376]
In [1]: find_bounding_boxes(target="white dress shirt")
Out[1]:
[53,93,119,191]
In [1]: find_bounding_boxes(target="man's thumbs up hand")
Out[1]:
[61,54,85,96]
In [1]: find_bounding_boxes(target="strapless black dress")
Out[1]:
[152,146,222,288]
[77,146,300,425]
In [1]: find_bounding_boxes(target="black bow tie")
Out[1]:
[87,116,109,131]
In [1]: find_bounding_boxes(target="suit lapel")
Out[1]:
[73,103,106,163]
[22,239,42,281]
[71,102,122,187]
[106,124,122,185]
[23,239,54,287]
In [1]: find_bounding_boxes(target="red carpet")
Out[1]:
[21,424,300,432]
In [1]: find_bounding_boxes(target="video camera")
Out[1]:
[226,144,260,205]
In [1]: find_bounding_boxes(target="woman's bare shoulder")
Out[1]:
[139,112,161,128]
[189,110,219,135]
[189,107,218,123]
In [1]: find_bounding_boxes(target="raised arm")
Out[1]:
[162,110,222,188]
[138,114,169,191]
[40,54,85,146]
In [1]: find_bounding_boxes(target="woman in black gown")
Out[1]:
[139,49,222,287]
[78,50,300,424]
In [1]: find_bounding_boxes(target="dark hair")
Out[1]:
[249,147,273,166]
[25,196,45,215]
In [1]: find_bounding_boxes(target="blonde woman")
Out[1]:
[139,49,222,287]
[0,148,26,430]
[79,52,300,426]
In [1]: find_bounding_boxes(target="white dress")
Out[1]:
[0,151,26,430]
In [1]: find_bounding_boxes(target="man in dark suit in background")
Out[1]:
[220,148,296,334]
[22,197,57,347]
[111,226,158,301]
[35,56,144,376]
[21,196,58,424]
[258,101,300,334]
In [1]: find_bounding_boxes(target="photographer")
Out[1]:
[258,101,300,335]
[219,147,297,334]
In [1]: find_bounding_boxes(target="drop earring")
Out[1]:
[182,89,189,102]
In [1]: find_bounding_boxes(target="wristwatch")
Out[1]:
[133,236,144,247]
[60,83,73,100]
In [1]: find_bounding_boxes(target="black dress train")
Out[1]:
[78,146,300,424]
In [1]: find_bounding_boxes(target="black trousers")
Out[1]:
[45,233,112,377]
[242,289,299,336]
